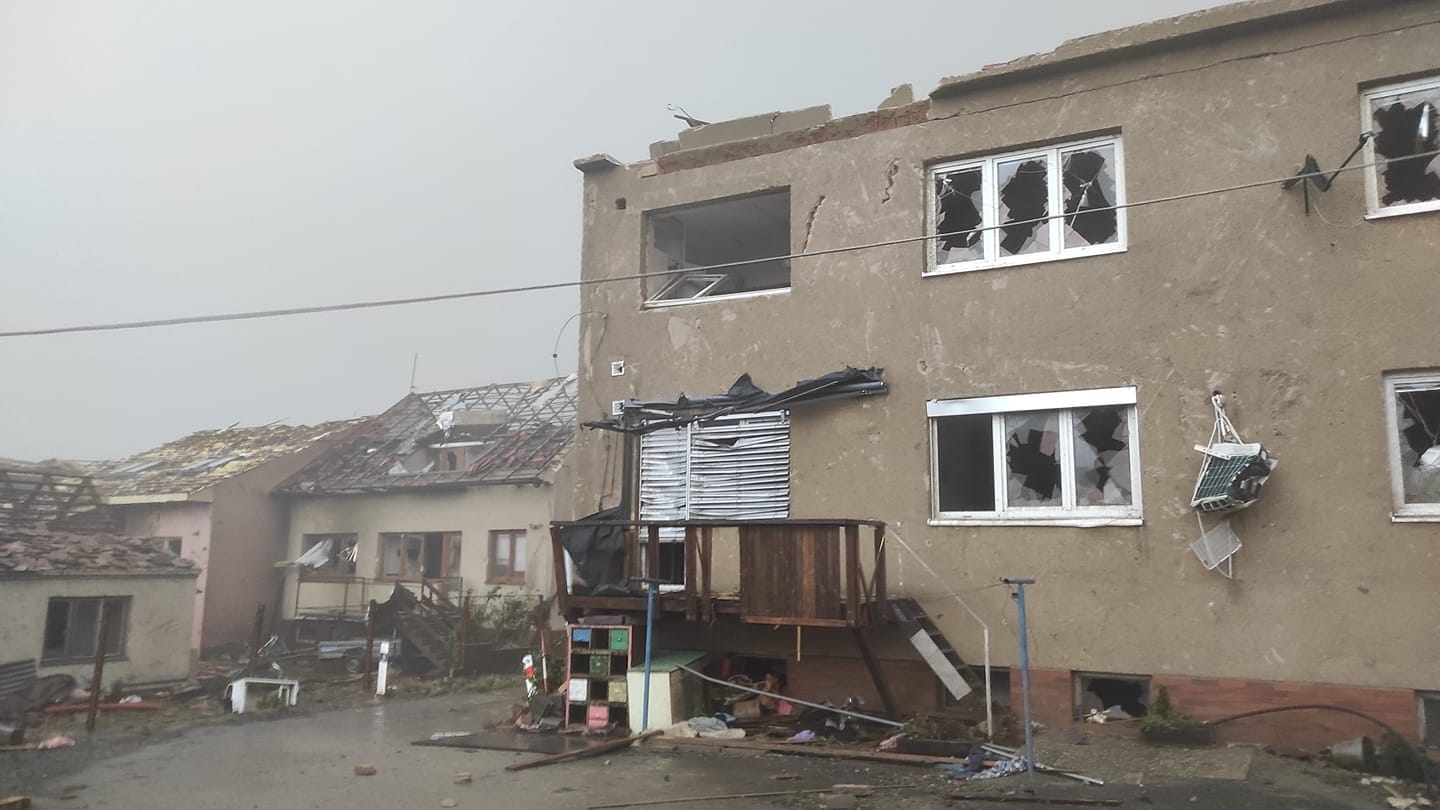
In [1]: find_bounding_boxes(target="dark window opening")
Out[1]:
[1370,83,1440,207]
[998,156,1050,256]
[1074,673,1150,719]
[298,534,358,579]
[645,190,791,304]
[381,532,461,584]
[1062,144,1119,247]
[42,597,130,663]
[1396,384,1440,504]
[936,414,996,512]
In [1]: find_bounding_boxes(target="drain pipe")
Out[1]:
[885,528,994,741]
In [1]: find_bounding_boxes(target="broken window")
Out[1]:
[1386,372,1440,519]
[639,412,790,582]
[644,190,791,305]
[297,533,358,579]
[1363,77,1440,217]
[42,597,130,663]
[1074,672,1150,719]
[929,387,1141,523]
[487,530,527,585]
[380,532,461,583]
[929,136,1124,273]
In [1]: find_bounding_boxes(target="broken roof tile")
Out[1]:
[0,527,198,578]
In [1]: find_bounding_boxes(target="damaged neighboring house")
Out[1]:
[565,0,1440,748]
[275,376,577,672]
[0,464,197,687]
[93,423,353,655]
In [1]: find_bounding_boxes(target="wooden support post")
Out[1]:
[845,523,861,628]
[85,609,108,734]
[701,526,714,624]
[683,526,698,621]
[245,604,265,677]
[363,606,375,694]
[646,524,660,581]
[852,628,900,720]
[457,593,470,675]
[873,523,888,611]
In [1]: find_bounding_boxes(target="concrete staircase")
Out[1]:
[387,585,462,675]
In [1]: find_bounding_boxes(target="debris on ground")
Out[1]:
[353,764,377,776]
[453,772,472,785]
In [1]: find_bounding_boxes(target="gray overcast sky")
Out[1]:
[1,0,1221,461]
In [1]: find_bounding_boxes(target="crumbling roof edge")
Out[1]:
[930,0,1371,100]
[0,569,200,580]
[278,474,554,498]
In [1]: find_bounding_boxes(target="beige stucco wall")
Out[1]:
[118,501,212,653]
[572,4,1440,692]
[0,574,197,685]
[280,484,562,619]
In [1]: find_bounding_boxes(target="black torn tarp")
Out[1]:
[586,367,886,435]
[1372,93,1440,206]
[558,506,629,595]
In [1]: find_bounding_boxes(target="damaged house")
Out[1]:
[94,422,352,655]
[564,0,1440,748]
[0,464,197,687]
[275,376,577,671]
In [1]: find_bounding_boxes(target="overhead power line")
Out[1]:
[2,149,1435,339]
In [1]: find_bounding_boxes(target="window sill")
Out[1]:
[42,655,128,666]
[642,287,790,309]
[925,243,1126,278]
[486,578,527,587]
[1365,202,1440,221]
[929,516,1143,528]
[1391,510,1440,523]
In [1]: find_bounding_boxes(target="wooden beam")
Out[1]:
[504,729,660,772]
[873,523,888,611]
[845,523,861,628]
[646,524,660,581]
[660,736,967,767]
[852,628,900,720]
[550,526,570,616]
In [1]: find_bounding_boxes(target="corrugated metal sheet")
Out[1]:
[0,658,37,697]
[639,413,790,535]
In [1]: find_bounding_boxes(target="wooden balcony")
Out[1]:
[550,518,888,628]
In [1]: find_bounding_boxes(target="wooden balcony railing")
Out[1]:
[550,518,888,628]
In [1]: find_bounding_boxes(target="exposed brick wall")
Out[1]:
[655,102,932,175]
[786,655,940,718]
[1022,667,1419,750]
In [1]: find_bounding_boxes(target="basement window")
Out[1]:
[928,387,1142,525]
[1363,77,1440,218]
[928,136,1125,274]
[1074,672,1150,719]
[1420,692,1440,748]
[644,190,791,306]
[1385,371,1440,520]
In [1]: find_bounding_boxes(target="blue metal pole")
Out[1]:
[1004,577,1036,775]
[641,580,657,731]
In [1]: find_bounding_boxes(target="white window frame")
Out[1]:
[1361,76,1440,220]
[1384,370,1440,522]
[925,136,1127,276]
[927,386,1143,527]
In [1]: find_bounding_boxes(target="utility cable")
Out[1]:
[2,149,1436,339]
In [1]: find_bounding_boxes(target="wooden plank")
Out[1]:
[661,736,968,767]
[683,525,698,621]
[646,524,660,581]
[700,526,713,623]
[743,616,853,628]
[845,523,861,628]
[873,523,888,610]
[852,628,900,719]
[504,729,661,772]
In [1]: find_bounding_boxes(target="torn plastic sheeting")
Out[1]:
[558,506,628,593]
[587,367,886,435]
[294,538,334,569]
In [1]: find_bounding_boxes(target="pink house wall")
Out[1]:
[119,502,212,653]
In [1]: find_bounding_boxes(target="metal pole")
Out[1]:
[1003,578,1036,775]
[631,576,662,731]
[363,605,375,694]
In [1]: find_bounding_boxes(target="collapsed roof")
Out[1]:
[588,367,887,435]
[280,375,579,495]
[0,527,197,578]
[95,422,357,502]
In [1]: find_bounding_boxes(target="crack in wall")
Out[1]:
[881,160,900,204]
[800,194,827,253]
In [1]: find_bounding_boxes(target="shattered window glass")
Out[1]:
[1073,407,1133,506]
[997,156,1050,257]
[1062,145,1120,248]
[1005,411,1061,507]
[934,166,984,266]
[1396,384,1440,504]
[1369,81,1440,210]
